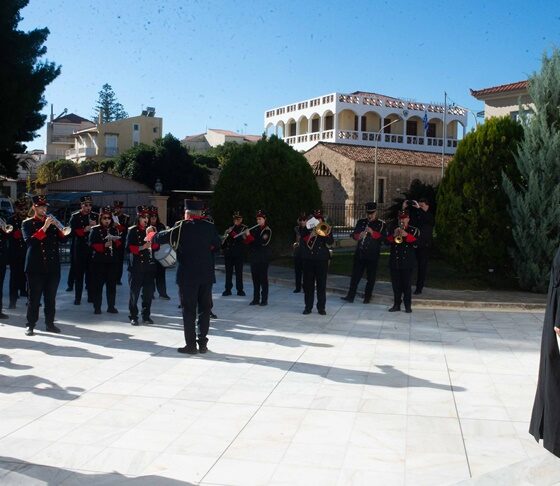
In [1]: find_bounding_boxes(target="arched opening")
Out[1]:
[322,110,334,131]
[364,111,382,132]
[276,121,285,139]
[447,120,465,148]
[426,118,443,146]
[265,122,275,137]
[337,109,358,131]
[298,115,309,135]
[310,113,321,133]
[286,118,296,137]
[382,114,404,144]
[405,115,423,146]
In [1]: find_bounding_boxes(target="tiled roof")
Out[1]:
[183,133,206,142]
[470,81,529,98]
[243,135,262,142]
[54,113,93,124]
[209,128,244,137]
[309,142,452,168]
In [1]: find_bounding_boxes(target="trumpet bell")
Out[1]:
[4,224,13,234]
[315,222,331,237]
[394,235,403,244]
[61,227,72,236]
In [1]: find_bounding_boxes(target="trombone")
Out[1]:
[0,218,13,234]
[47,213,71,236]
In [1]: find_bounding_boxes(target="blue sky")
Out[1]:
[20,0,560,151]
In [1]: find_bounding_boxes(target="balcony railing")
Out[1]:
[65,147,96,158]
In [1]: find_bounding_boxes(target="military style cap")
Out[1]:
[80,195,93,204]
[232,211,243,219]
[313,209,323,219]
[148,205,158,215]
[15,199,27,209]
[398,209,410,219]
[99,206,112,216]
[365,202,377,212]
[113,200,124,208]
[136,205,150,216]
[31,195,49,207]
[256,209,267,219]
[184,199,205,211]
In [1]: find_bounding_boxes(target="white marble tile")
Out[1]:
[201,458,278,486]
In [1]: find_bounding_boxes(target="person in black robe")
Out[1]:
[529,246,560,457]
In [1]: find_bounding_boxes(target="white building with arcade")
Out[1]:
[264,91,468,154]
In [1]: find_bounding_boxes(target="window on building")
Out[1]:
[361,116,367,132]
[427,123,436,138]
[324,115,334,131]
[133,124,139,131]
[311,118,320,132]
[377,178,386,203]
[153,127,158,133]
[354,115,359,131]
[406,120,417,136]
[383,118,392,134]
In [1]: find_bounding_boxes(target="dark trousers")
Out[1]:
[0,263,6,311]
[128,267,156,319]
[294,256,303,291]
[179,282,212,347]
[224,255,244,292]
[115,248,125,284]
[303,259,328,311]
[415,246,430,291]
[250,261,269,303]
[91,263,117,311]
[390,267,413,310]
[26,270,60,327]
[73,254,91,302]
[9,258,26,305]
[347,255,379,300]
[155,263,167,297]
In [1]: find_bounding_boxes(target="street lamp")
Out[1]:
[374,118,401,202]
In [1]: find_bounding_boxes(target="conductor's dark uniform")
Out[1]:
[152,199,221,354]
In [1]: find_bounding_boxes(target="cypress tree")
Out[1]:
[503,49,560,292]
[436,117,523,275]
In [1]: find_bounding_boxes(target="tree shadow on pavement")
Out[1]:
[0,456,194,485]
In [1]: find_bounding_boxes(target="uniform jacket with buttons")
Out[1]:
[22,216,66,273]
[243,225,272,264]
[386,222,420,270]
[126,224,157,271]
[8,214,26,260]
[221,223,247,258]
[352,217,387,261]
[300,225,334,261]
[89,224,121,264]
[69,210,98,260]
[153,217,221,286]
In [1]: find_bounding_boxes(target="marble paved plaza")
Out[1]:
[0,268,558,485]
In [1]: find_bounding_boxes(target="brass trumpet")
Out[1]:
[313,221,332,237]
[0,218,13,234]
[47,213,71,236]
[394,220,405,244]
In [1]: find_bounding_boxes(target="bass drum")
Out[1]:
[154,243,177,268]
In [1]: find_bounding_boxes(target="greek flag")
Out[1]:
[423,112,429,133]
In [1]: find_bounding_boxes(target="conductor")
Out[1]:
[148,199,221,355]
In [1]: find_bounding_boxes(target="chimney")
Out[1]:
[50,104,54,122]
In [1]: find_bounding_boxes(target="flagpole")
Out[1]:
[442,91,447,177]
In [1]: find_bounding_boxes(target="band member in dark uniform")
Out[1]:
[0,212,12,319]
[22,195,67,336]
[386,209,419,313]
[341,202,387,304]
[301,210,333,315]
[147,205,170,300]
[8,200,28,309]
[69,196,98,305]
[242,210,272,306]
[112,201,130,286]
[149,199,221,354]
[221,210,247,297]
[405,198,435,295]
[293,214,307,293]
[89,206,121,314]
[126,205,157,326]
